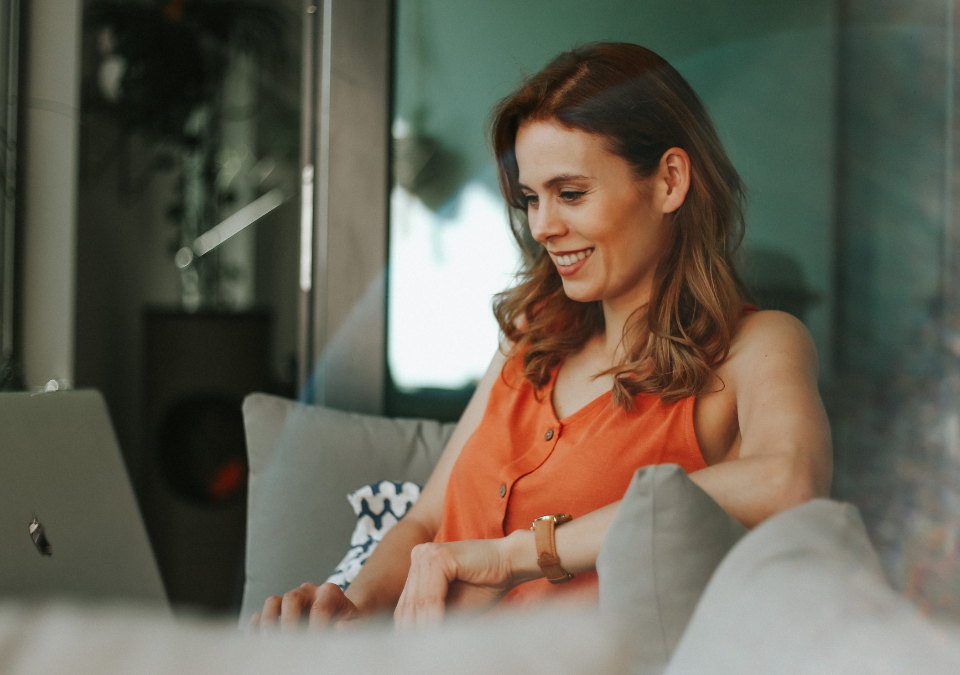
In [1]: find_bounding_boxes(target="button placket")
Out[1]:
[497,422,563,528]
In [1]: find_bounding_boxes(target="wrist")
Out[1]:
[502,528,543,586]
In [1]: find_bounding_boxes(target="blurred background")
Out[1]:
[1,0,958,620]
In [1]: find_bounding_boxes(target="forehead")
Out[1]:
[514,120,626,185]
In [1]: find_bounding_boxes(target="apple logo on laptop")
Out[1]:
[29,517,52,556]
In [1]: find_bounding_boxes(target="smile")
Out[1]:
[553,248,594,267]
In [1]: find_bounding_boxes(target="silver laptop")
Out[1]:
[0,390,168,608]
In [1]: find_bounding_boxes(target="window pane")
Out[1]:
[388,0,836,391]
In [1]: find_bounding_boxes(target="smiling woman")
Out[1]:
[254,42,831,630]
[494,43,748,409]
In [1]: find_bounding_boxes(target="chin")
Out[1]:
[560,279,601,304]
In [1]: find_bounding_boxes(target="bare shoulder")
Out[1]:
[732,309,816,352]
[695,311,824,466]
[723,310,819,383]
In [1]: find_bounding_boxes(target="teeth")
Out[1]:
[555,249,593,266]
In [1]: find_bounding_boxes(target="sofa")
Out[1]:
[236,393,960,674]
[1,392,959,675]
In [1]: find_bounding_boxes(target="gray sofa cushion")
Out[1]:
[240,394,455,622]
[597,464,748,675]
[664,499,960,674]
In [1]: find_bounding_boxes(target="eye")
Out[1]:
[560,190,586,202]
[523,193,539,207]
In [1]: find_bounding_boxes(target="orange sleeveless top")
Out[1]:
[433,353,708,608]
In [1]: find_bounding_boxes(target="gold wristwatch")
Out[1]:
[531,514,574,584]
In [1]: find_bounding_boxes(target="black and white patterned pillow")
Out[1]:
[325,480,422,591]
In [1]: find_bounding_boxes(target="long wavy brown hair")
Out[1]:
[491,42,750,407]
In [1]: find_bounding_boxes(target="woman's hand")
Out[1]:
[394,535,534,629]
[249,582,360,631]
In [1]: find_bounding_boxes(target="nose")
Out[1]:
[528,200,567,244]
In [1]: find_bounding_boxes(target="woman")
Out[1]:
[253,42,832,630]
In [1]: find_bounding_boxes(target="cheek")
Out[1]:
[613,217,669,272]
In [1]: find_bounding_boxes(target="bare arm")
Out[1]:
[344,346,509,614]
[688,311,832,527]
[252,346,509,629]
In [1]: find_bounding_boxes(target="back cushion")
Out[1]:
[597,464,747,674]
[240,393,455,621]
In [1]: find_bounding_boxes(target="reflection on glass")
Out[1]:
[86,1,292,312]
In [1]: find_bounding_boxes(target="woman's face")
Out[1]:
[515,120,680,313]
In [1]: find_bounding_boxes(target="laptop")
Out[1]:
[0,390,168,608]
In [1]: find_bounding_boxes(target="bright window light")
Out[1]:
[388,179,521,390]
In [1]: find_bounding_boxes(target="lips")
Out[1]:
[550,247,594,277]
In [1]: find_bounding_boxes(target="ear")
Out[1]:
[654,147,691,214]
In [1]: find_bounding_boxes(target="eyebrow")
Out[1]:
[518,174,592,191]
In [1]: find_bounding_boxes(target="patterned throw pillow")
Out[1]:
[325,480,422,591]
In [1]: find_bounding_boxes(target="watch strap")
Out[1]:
[531,514,574,584]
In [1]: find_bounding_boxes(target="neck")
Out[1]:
[599,291,651,365]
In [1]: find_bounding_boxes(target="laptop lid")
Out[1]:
[0,390,168,608]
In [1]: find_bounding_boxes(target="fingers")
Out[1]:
[253,583,359,633]
[280,583,314,630]
[307,583,337,627]
[332,613,368,631]
[254,595,283,631]
[309,583,358,628]
[394,543,453,630]
[417,598,445,629]
[394,539,517,628]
